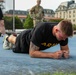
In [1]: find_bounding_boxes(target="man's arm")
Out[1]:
[60,45,69,58]
[29,6,36,19]
[29,42,63,59]
[41,7,44,18]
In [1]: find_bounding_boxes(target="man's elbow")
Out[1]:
[29,50,36,58]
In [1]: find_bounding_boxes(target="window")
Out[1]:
[73,15,75,17]
[69,15,71,18]
[73,19,75,22]
[73,10,75,13]
[69,11,71,14]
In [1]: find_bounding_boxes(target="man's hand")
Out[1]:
[52,50,63,59]
[62,50,69,59]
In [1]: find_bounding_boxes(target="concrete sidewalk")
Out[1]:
[0,35,76,75]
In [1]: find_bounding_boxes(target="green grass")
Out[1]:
[37,72,76,75]
[52,72,76,75]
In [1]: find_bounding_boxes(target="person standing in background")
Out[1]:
[0,7,5,36]
[29,0,44,27]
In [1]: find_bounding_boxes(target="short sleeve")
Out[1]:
[30,23,45,47]
[60,38,68,46]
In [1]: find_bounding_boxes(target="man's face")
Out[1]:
[55,28,68,41]
[37,1,41,5]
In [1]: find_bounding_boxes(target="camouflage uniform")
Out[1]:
[30,3,44,27]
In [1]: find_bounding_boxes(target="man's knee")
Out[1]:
[8,35,16,44]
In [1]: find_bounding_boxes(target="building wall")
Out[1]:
[4,9,55,22]
[55,10,76,25]
[67,9,76,24]
[55,0,76,25]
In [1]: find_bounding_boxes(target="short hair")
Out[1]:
[37,0,41,2]
[59,20,73,37]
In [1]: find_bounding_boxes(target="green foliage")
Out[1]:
[14,16,23,29]
[4,16,13,30]
[36,72,76,75]
[4,16,23,30]
[52,72,76,75]
[23,14,33,29]
[73,25,76,30]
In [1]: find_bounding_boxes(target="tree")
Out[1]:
[14,16,23,29]
[23,14,33,29]
[4,16,23,30]
[4,16,13,30]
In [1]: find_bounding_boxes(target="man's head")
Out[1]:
[54,20,73,41]
[37,0,41,6]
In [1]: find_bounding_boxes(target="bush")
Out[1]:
[23,15,33,29]
[73,25,76,30]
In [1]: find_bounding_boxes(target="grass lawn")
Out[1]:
[37,72,76,75]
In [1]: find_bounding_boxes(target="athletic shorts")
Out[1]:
[12,30,31,54]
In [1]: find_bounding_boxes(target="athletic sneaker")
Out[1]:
[9,43,13,49]
[3,35,10,50]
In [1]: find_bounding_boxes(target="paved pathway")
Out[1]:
[0,35,76,75]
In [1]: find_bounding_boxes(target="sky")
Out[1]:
[4,0,76,11]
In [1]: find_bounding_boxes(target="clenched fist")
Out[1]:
[62,50,69,59]
[52,50,63,59]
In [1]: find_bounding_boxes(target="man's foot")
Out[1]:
[3,34,10,50]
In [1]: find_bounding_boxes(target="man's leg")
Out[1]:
[3,34,16,50]
[0,20,5,35]
[0,32,1,37]
[3,33,22,53]
[8,35,16,44]
[33,19,36,27]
